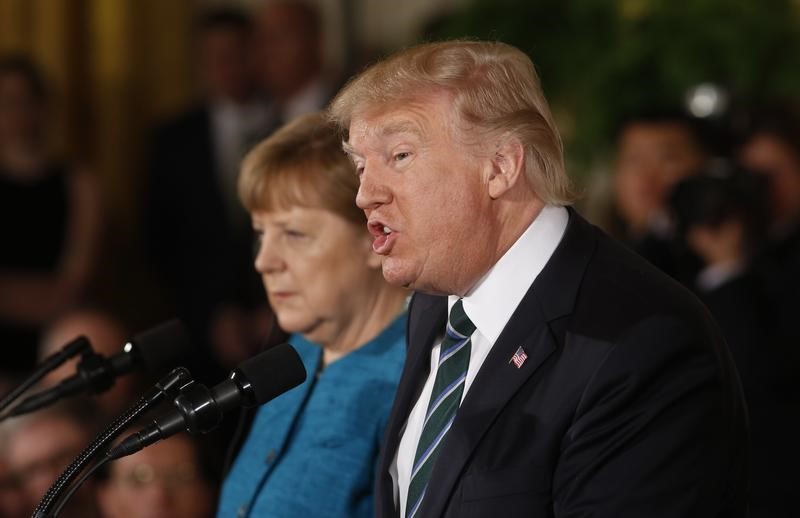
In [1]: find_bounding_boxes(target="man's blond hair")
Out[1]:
[328,40,575,205]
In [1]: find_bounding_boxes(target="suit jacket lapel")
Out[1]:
[377,293,447,518]
[416,287,555,517]
[416,208,597,517]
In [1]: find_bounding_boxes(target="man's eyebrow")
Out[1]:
[342,141,359,156]
[341,120,424,156]
[381,120,423,138]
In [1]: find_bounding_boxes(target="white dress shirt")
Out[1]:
[391,205,569,516]
[276,78,329,124]
[696,259,747,292]
[210,98,269,225]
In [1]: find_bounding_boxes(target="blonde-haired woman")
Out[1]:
[217,112,407,518]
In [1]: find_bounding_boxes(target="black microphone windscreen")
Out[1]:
[128,319,192,373]
[238,343,306,405]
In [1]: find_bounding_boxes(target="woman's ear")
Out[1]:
[488,136,526,199]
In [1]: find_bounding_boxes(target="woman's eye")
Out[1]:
[285,229,306,240]
[252,230,264,258]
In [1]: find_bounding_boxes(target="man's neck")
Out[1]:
[458,197,545,297]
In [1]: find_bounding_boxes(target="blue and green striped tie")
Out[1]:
[406,299,475,518]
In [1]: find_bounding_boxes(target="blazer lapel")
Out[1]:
[416,288,555,517]
[268,340,321,462]
[377,293,447,518]
[416,208,597,517]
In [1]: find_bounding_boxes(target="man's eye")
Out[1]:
[394,152,411,162]
[355,165,365,178]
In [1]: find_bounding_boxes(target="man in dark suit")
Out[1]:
[737,105,800,518]
[329,40,748,517]
[143,8,271,374]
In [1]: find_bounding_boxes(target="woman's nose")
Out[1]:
[254,236,285,274]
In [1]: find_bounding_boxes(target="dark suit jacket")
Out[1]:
[143,106,266,327]
[377,210,748,518]
[142,105,271,384]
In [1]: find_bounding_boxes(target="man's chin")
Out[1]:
[381,261,446,295]
[381,259,415,289]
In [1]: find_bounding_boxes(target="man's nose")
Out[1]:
[356,166,392,210]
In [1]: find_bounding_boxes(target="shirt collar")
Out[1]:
[211,98,269,129]
[450,205,569,344]
[281,78,328,122]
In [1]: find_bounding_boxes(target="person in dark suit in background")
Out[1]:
[738,105,800,350]
[668,161,769,370]
[669,161,799,518]
[739,105,800,263]
[607,109,710,278]
[736,105,800,518]
[253,0,335,126]
[142,8,272,375]
[329,40,748,517]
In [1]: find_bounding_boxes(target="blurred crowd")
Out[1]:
[598,104,800,516]
[0,1,798,517]
[1,2,333,516]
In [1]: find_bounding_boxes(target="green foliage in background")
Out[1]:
[433,0,800,166]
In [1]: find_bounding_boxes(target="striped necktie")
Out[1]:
[406,299,475,517]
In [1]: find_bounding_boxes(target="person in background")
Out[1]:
[217,112,408,518]
[4,404,100,518]
[38,308,136,418]
[739,105,800,247]
[608,109,709,277]
[0,436,28,518]
[0,55,100,377]
[330,40,747,517]
[97,435,215,518]
[736,104,800,518]
[738,104,800,288]
[143,7,272,376]
[669,161,768,369]
[253,0,335,125]
[669,159,799,518]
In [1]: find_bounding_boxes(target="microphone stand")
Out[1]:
[0,336,90,420]
[31,367,194,518]
[49,456,112,517]
[12,348,118,418]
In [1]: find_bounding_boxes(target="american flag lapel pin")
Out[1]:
[510,345,528,369]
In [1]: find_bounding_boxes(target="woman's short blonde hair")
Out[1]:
[328,40,576,205]
[239,111,364,224]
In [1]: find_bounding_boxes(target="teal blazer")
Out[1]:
[217,314,407,518]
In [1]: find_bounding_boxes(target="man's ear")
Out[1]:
[488,136,525,199]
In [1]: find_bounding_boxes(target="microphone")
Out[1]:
[32,366,195,518]
[108,342,306,460]
[10,319,191,416]
[0,335,91,417]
